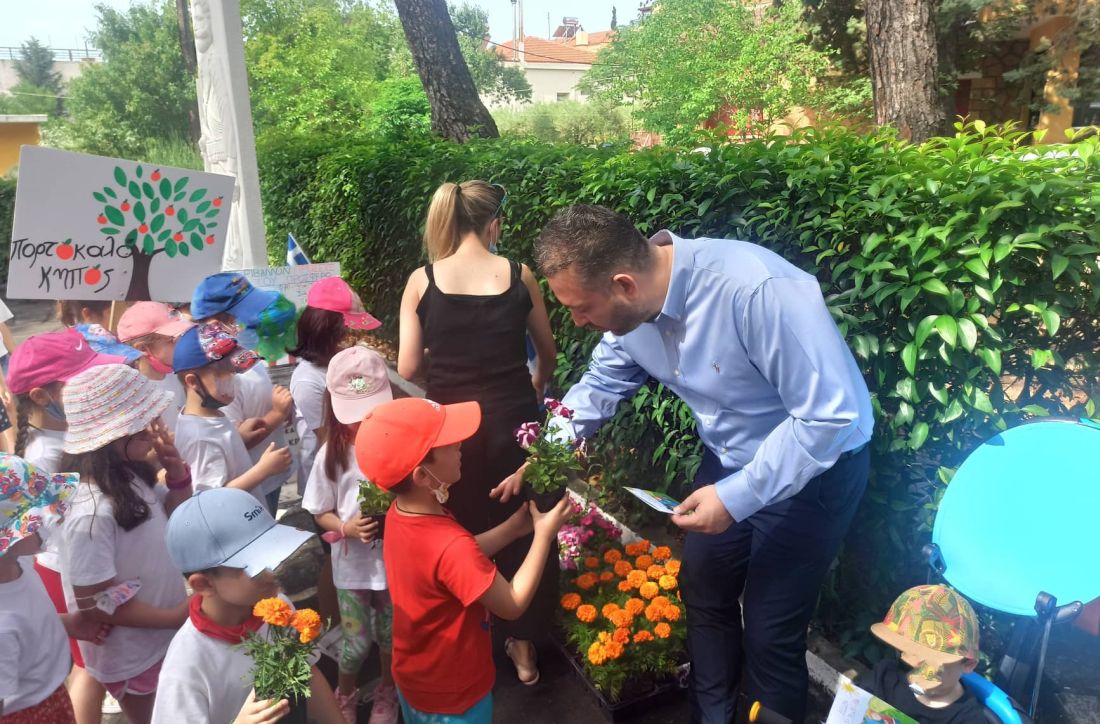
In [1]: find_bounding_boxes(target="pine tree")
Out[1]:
[14,38,61,94]
[611,6,618,30]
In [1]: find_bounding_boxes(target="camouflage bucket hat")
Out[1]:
[871,584,980,662]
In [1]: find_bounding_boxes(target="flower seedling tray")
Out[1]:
[556,640,687,722]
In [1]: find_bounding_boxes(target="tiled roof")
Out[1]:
[494,36,599,65]
[566,30,615,46]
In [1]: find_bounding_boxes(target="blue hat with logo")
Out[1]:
[165,488,313,577]
[191,272,281,327]
[172,323,260,373]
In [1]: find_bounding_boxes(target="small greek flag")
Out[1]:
[287,233,310,266]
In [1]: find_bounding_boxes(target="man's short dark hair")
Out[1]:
[535,205,653,284]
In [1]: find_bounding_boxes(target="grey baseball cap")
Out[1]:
[166,488,313,577]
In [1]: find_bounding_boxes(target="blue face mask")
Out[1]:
[236,326,260,351]
[45,396,66,423]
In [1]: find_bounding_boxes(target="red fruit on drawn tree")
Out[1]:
[97,214,107,224]
[173,232,183,242]
[84,267,102,286]
[138,223,149,234]
[166,205,175,216]
[205,235,215,245]
[212,196,223,208]
[56,242,75,261]
[120,200,131,212]
[151,169,161,181]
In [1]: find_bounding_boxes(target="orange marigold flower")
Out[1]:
[613,627,631,645]
[663,605,682,622]
[635,555,654,570]
[626,570,647,589]
[637,539,651,551]
[598,631,611,643]
[652,546,673,561]
[655,622,672,639]
[610,610,635,629]
[652,596,671,609]
[253,597,293,627]
[603,549,623,564]
[665,560,681,576]
[576,604,597,623]
[561,593,582,611]
[575,573,598,590]
[614,560,634,578]
[659,575,678,591]
[624,598,645,616]
[633,629,654,643]
[623,542,640,557]
[605,640,625,660]
[639,581,660,600]
[588,642,608,666]
[617,580,633,592]
[645,604,663,622]
[298,623,322,644]
[602,603,620,620]
[290,608,321,633]
[599,571,614,582]
[584,556,600,569]
[646,564,666,580]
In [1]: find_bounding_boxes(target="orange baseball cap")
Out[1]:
[354,398,481,490]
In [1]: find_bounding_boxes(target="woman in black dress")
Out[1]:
[398,180,558,685]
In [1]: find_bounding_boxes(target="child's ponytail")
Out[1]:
[321,391,355,482]
[13,394,32,458]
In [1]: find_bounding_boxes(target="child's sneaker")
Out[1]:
[367,681,399,724]
[335,687,359,724]
[101,693,122,714]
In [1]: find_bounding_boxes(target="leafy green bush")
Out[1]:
[493,101,633,146]
[258,123,1100,653]
[0,177,15,287]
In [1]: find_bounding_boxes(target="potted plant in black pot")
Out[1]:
[514,398,587,512]
[358,479,394,543]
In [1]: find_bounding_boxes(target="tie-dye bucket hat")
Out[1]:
[0,454,78,557]
[871,584,980,664]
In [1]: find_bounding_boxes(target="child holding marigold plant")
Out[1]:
[153,488,342,724]
[560,533,687,702]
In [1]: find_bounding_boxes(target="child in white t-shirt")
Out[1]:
[190,272,298,514]
[171,324,291,503]
[57,364,196,724]
[6,329,128,723]
[303,347,396,724]
[117,302,197,434]
[0,454,111,723]
[153,487,341,724]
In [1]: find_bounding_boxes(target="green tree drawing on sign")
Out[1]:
[93,164,225,300]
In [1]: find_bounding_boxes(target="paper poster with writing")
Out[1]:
[825,675,918,724]
[237,262,341,309]
[7,146,235,302]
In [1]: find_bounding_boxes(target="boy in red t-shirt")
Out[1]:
[355,397,570,723]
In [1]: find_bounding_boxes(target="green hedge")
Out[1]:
[0,177,14,287]
[258,124,1100,657]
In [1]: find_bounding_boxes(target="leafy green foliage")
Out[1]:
[259,122,1100,654]
[0,81,58,116]
[451,3,531,105]
[13,37,62,94]
[45,1,197,159]
[493,101,632,145]
[0,178,16,286]
[581,0,840,143]
[362,76,432,140]
[242,0,411,137]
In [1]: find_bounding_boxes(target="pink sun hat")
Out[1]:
[117,302,195,343]
[306,277,381,331]
[326,346,393,424]
[62,364,175,454]
[7,329,128,395]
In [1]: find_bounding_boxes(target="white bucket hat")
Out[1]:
[63,364,175,454]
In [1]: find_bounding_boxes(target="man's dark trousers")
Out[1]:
[680,445,869,723]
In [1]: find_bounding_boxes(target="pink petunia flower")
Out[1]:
[514,421,542,449]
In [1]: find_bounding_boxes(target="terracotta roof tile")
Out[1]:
[494,36,599,65]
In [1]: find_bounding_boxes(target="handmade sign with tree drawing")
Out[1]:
[7,146,235,302]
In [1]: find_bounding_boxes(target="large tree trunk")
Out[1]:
[392,0,499,142]
[865,0,945,143]
[177,0,201,145]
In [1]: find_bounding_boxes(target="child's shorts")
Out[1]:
[336,588,392,674]
[3,683,75,723]
[395,690,492,724]
[102,658,163,700]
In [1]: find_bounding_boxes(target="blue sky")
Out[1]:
[2,0,634,50]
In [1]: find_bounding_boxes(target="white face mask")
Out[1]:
[213,374,236,401]
[424,466,451,505]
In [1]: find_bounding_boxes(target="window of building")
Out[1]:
[556,92,570,102]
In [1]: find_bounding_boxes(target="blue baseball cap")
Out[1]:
[74,324,143,365]
[165,488,313,577]
[191,272,281,327]
[172,323,260,373]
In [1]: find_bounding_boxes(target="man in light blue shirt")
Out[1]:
[527,205,873,723]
